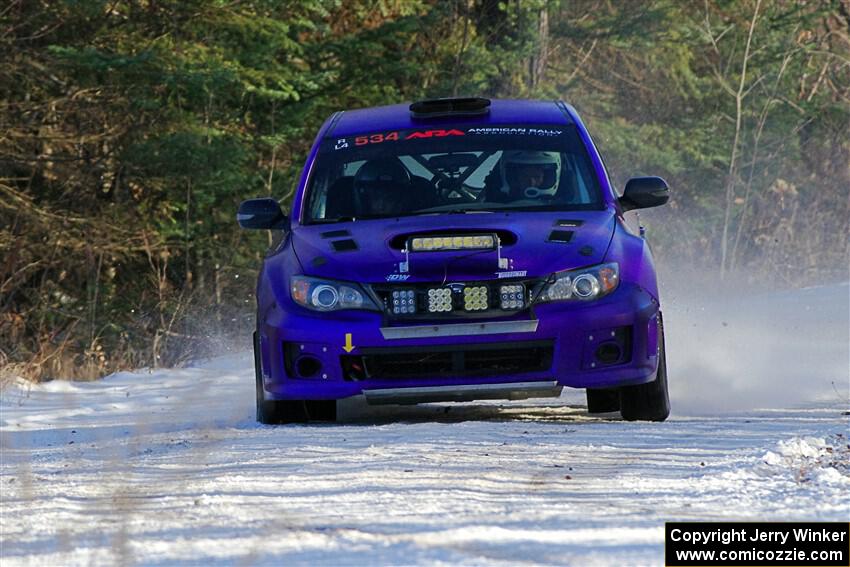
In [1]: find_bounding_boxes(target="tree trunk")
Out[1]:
[528,5,549,90]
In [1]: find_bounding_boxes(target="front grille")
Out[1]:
[371,278,544,319]
[341,341,553,381]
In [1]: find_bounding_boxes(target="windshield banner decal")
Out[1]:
[331,126,566,151]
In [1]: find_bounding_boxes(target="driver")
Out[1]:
[353,158,411,216]
[489,151,561,201]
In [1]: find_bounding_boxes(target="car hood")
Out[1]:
[291,210,616,283]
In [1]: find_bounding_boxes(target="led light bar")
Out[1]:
[463,285,489,311]
[499,284,525,310]
[391,289,416,314]
[427,288,453,313]
[409,234,496,252]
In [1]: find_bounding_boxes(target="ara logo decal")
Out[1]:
[334,138,349,150]
[386,274,410,281]
[405,129,465,140]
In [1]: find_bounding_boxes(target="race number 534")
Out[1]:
[355,132,399,145]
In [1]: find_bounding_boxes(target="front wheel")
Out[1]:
[259,398,337,424]
[586,388,620,413]
[254,333,336,424]
[619,316,670,422]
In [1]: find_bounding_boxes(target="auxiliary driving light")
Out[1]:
[463,285,489,311]
[409,234,496,252]
[391,289,416,314]
[427,288,453,313]
[499,284,525,310]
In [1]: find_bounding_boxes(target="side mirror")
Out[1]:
[620,177,670,212]
[237,198,289,230]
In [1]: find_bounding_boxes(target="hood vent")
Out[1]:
[331,239,358,252]
[547,230,574,243]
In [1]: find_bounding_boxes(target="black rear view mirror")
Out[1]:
[237,198,289,230]
[620,177,670,212]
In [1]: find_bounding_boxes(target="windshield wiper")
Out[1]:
[411,208,495,216]
[310,209,497,223]
[309,217,357,224]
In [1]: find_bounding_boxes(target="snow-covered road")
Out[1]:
[1,285,848,566]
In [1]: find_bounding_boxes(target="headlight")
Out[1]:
[536,263,619,303]
[290,276,379,312]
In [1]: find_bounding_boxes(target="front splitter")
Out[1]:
[362,380,562,405]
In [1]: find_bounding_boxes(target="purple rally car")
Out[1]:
[238,97,671,423]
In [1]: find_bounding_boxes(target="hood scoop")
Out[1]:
[388,228,517,251]
[396,230,515,276]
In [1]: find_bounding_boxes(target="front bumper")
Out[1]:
[257,282,660,401]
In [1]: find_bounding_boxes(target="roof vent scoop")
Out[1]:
[409,97,491,119]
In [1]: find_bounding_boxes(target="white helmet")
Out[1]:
[499,151,561,199]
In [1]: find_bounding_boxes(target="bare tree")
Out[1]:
[707,0,763,279]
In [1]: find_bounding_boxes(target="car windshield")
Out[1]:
[305,124,603,223]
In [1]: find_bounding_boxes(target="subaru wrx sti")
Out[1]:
[238,98,671,423]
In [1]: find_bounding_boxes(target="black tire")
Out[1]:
[619,315,670,422]
[586,388,620,413]
[254,332,283,424]
[254,333,337,424]
[259,399,337,424]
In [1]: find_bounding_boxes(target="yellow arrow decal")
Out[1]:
[343,333,355,353]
